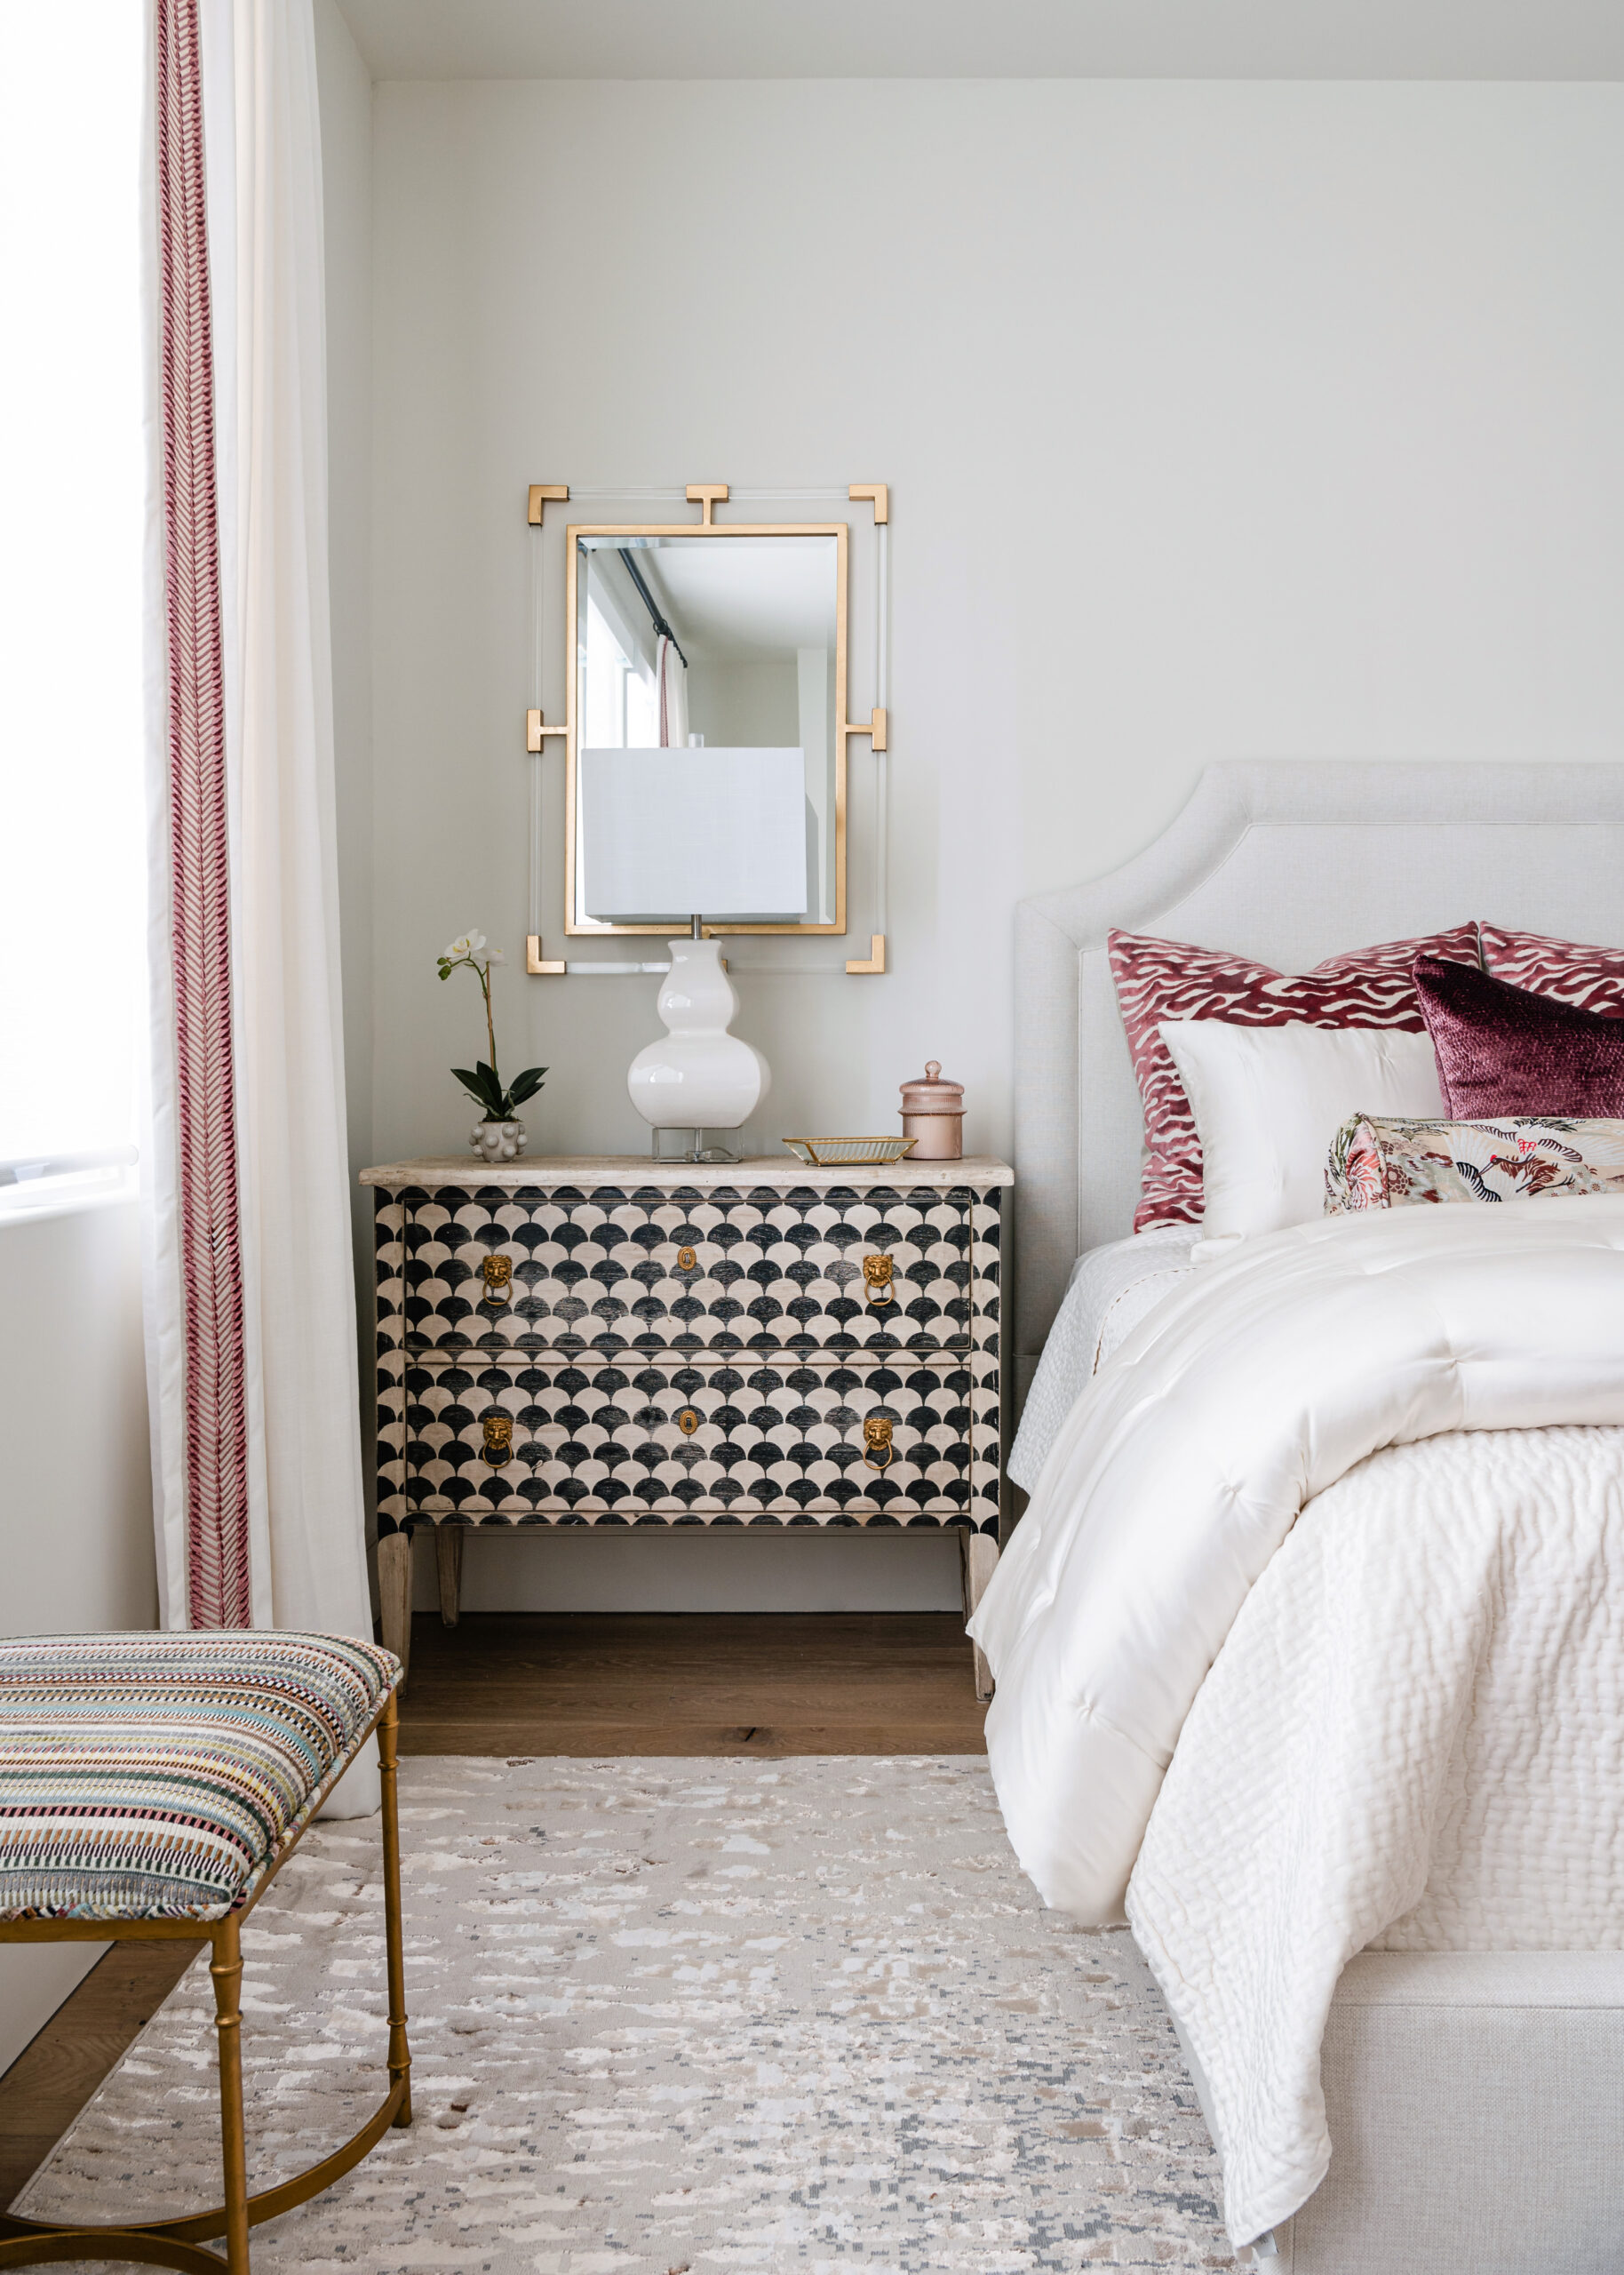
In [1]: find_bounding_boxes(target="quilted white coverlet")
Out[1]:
[1133,1423,1624,2243]
[968,1197,1624,2238]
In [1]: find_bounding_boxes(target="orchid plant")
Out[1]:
[437,930,547,1123]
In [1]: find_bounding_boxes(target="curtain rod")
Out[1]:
[617,547,689,669]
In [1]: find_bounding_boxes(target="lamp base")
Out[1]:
[627,937,771,1147]
[649,1127,743,1166]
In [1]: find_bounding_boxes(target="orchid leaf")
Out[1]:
[451,1066,506,1119]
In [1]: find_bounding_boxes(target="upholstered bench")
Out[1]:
[0,1631,410,2275]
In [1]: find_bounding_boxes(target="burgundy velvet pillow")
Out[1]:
[1414,954,1624,1118]
[1111,922,1483,1230]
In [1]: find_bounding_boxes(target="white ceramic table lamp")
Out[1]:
[582,747,808,1156]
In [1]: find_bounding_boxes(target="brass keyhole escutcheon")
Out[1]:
[482,1254,513,1304]
[677,1246,697,1272]
[863,1253,896,1304]
[482,1413,514,1466]
[678,1408,700,1436]
[863,1415,895,1471]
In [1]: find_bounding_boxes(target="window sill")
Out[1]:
[0,1151,139,1228]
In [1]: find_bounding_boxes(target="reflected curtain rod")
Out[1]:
[617,548,689,669]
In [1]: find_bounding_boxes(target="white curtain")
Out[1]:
[657,633,689,749]
[147,0,376,1808]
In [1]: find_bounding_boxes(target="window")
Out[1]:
[584,595,658,750]
[0,2,145,1215]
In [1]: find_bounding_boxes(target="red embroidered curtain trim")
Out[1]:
[155,0,251,1628]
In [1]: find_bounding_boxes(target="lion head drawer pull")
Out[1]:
[481,1414,514,1465]
[678,1408,700,1436]
[482,1254,513,1304]
[677,1246,697,1272]
[863,1415,895,1470]
[862,1253,896,1305]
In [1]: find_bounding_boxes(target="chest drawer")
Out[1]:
[396,1180,975,1357]
[397,1352,975,1525]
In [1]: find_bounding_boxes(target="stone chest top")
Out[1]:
[360,1155,1013,1192]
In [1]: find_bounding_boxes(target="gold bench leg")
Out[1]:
[0,1687,413,2272]
[209,1920,250,2275]
[378,1692,412,2127]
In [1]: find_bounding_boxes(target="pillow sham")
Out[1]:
[1414,954,1624,1118]
[1158,1020,1445,1257]
[1111,922,1482,1231]
[1326,1113,1624,1213]
[1479,924,1624,1016]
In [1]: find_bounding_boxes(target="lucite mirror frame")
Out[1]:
[563,520,850,938]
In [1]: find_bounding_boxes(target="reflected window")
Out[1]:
[584,595,657,748]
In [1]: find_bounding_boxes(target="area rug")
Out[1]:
[16,1756,1236,2271]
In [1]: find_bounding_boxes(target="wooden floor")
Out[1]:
[399,1610,989,1756]
[0,1940,204,2213]
[0,1612,984,2209]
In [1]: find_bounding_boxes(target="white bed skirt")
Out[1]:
[1265,1952,1624,2274]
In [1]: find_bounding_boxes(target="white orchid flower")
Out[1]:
[434,923,543,1130]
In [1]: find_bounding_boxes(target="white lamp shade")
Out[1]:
[581,746,809,921]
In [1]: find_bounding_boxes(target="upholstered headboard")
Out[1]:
[1013,760,1624,1407]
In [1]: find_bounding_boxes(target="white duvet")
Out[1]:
[968,1195,1624,2244]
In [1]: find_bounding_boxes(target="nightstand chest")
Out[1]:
[360,1156,1013,1691]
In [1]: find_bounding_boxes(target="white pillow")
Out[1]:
[1157,1020,1445,1259]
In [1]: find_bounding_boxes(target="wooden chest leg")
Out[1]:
[377,1531,413,1679]
[960,1529,999,1703]
[435,1526,464,1627]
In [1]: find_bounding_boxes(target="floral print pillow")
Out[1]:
[1325,1114,1624,1214]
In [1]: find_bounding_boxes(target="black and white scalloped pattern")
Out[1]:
[373,1179,1002,1537]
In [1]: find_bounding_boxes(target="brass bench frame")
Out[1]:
[0,1688,411,2274]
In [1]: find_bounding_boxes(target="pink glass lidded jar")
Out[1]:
[899,1061,965,1160]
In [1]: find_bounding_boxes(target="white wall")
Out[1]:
[354,75,1624,1608]
[368,78,1624,1155]
[0,1201,157,2069]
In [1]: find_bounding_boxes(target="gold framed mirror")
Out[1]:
[526,483,888,970]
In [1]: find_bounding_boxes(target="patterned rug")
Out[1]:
[15,1757,1237,2271]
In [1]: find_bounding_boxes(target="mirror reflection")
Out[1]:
[573,534,840,930]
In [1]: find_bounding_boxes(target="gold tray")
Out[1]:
[781,1136,918,1166]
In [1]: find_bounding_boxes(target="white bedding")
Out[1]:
[1008,1226,1196,1488]
[969,1195,1624,2243]
[1133,1423,1624,2244]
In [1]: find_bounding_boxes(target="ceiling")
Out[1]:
[638,540,837,665]
[334,0,1624,83]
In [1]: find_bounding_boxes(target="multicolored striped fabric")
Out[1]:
[0,1633,400,1924]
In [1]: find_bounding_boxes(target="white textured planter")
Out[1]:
[470,1119,528,1161]
[627,938,769,1135]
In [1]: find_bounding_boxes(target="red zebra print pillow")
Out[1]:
[1479,925,1624,1017]
[1110,923,1483,1230]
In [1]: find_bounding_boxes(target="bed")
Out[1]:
[983,759,1624,2272]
